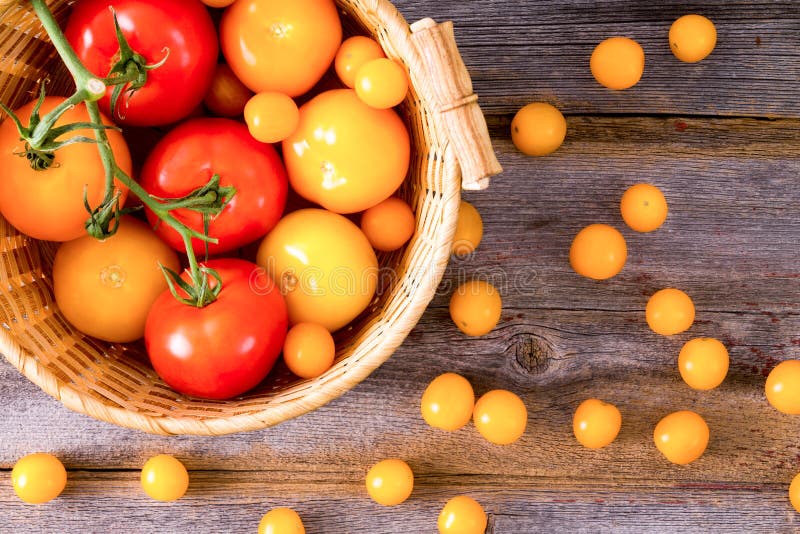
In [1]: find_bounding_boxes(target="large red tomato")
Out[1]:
[65,0,217,126]
[144,259,288,399]
[139,118,288,255]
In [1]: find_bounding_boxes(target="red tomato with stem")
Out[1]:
[139,118,288,255]
[144,259,288,399]
[65,0,218,127]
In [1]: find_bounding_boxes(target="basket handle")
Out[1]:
[410,18,502,191]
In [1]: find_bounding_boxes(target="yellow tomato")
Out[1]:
[452,200,484,256]
[678,338,729,390]
[646,288,695,336]
[766,360,800,414]
[620,183,668,233]
[283,322,336,379]
[569,224,627,280]
[365,459,414,506]
[421,373,475,431]
[590,37,645,90]
[573,399,622,449]
[283,89,410,214]
[361,197,415,252]
[335,36,386,88]
[473,390,527,445]
[511,102,567,156]
[11,453,67,504]
[449,280,502,337]
[204,63,254,117]
[140,455,189,502]
[244,92,300,144]
[52,216,180,343]
[438,495,487,534]
[790,473,800,513]
[258,508,305,534]
[257,209,378,332]
[653,410,709,465]
[670,14,717,63]
[355,58,409,109]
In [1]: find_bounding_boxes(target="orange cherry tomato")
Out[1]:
[449,280,502,337]
[365,459,414,506]
[335,36,386,88]
[670,14,717,63]
[569,224,627,280]
[258,508,306,534]
[766,360,800,414]
[678,338,729,390]
[452,200,483,256]
[473,389,527,445]
[789,473,800,513]
[590,37,645,90]
[355,58,409,109]
[421,373,475,432]
[620,183,668,232]
[438,495,487,534]
[646,288,695,336]
[204,63,254,117]
[220,0,342,96]
[140,455,189,502]
[360,197,415,252]
[511,102,567,156]
[573,399,622,449]
[283,89,410,214]
[283,322,336,379]
[653,410,709,465]
[244,92,300,143]
[11,453,67,504]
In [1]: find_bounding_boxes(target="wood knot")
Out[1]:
[509,333,552,376]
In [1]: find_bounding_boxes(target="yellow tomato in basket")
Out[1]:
[282,89,410,214]
[257,209,378,332]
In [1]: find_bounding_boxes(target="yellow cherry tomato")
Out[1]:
[766,360,800,414]
[258,508,306,534]
[510,102,567,156]
[283,322,336,379]
[670,14,717,63]
[620,183,668,233]
[257,209,378,332]
[449,280,502,337]
[569,224,627,280]
[590,37,645,90]
[361,197,415,252]
[140,455,189,502]
[244,92,300,144]
[646,288,695,336]
[365,459,414,506]
[573,399,622,449]
[653,410,709,465]
[678,338,729,390]
[438,495,487,534]
[335,36,386,88]
[355,58,409,109]
[11,453,67,504]
[421,373,475,431]
[789,473,800,513]
[283,89,410,214]
[452,200,483,256]
[473,390,527,445]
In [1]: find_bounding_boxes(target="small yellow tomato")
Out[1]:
[421,373,475,431]
[646,288,695,336]
[355,58,409,109]
[11,453,67,504]
[620,183,668,233]
[335,36,386,88]
[204,63,254,117]
[452,200,483,256]
[473,390,527,445]
[766,360,800,414]
[670,14,717,63]
[140,454,189,502]
[573,399,622,449]
[590,37,645,90]
[678,338,729,390]
[569,224,627,280]
[283,322,336,379]
[244,92,300,144]
[511,102,567,156]
[789,473,800,513]
[653,410,709,465]
[258,507,305,534]
[438,495,487,534]
[449,280,502,337]
[365,459,414,506]
[361,197,415,252]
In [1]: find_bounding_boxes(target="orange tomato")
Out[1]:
[678,338,729,390]
[569,224,627,280]
[244,92,300,144]
[511,102,567,156]
[140,454,189,502]
[573,399,622,449]
[452,200,483,256]
[258,508,306,534]
[283,322,336,379]
[283,89,410,214]
[11,453,67,504]
[203,63,254,117]
[355,58,409,109]
[765,360,800,414]
[0,97,131,242]
[620,183,668,232]
[670,14,717,63]
[473,389,527,445]
[335,36,386,88]
[365,459,414,506]
[653,410,709,465]
[449,280,502,337]
[438,495,487,534]
[790,473,800,513]
[52,217,179,343]
[590,37,645,90]
[421,373,475,432]
[646,288,695,336]
[360,197,415,252]
[220,0,342,96]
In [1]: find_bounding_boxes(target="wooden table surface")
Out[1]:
[2,1,800,532]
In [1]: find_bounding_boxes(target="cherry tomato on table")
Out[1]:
[766,360,800,414]
[145,259,288,399]
[452,200,484,256]
[438,495,487,534]
[573,398,622,449]
[140,454,189,502]
[65,0,218,126]
[259,508,306,534]
[365,459,414,506]
[421,373,475,432]
[12,453,67,504]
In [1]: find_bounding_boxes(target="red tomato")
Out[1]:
[65,0,218,126]
[139,118,288,255]
[144,259,288,399]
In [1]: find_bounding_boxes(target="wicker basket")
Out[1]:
[0,0,501,435]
